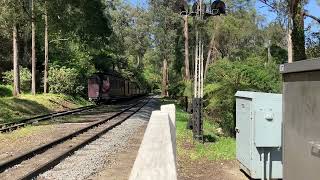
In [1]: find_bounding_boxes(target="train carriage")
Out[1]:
[88,73,145,102]
[88,75,111,101]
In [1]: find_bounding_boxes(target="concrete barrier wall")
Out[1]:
[129,104,177,180]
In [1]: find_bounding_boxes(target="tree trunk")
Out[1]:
[183,15,190,81]
[161,58,168,97]
[44,0,49,93]
[31,0,36,95]
[13,25,20,96]
[291,1,307,61]
[287,29,293,63]
[205,35,215,78]
[192,46,194,78]
[267,40,272,63]
[23,33,29,66]
[136,55,140,68]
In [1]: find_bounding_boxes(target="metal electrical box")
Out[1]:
[280,60,320,180]
[235,91,282,179]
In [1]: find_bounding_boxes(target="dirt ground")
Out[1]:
[0,106,120,163]
[87,125,147,180]
[178,158,249,180]
[0,123,91,163]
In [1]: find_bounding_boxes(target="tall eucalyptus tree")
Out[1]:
[259,0,320,61]
[149,0,179,97]
[31,0,36,95]
[0,0,29,96]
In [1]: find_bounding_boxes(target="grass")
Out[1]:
[0,84,13,97]
[0,93,92,124]
[0,125,48,141]
[162,98,236,161]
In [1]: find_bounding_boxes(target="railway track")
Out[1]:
[0,105,98,133]
[0,97,149,180]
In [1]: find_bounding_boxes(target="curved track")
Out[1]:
[0,98,149,180]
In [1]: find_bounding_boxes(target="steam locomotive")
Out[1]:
[88,73,146,102]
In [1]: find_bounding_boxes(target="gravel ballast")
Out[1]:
[40,98,159,180]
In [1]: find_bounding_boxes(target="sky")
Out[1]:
[128,0,320,31]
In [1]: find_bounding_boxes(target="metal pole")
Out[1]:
[198,40,201,98]
[201,43,204,98]
[189,0,226,141]
[191,0,205,141]
[194,31,198,98]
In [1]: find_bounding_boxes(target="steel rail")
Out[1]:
[20,99,149,180]
[0,99,147,174]
[0,95,147,132]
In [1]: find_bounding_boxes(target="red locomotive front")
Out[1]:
[88,75,111,101]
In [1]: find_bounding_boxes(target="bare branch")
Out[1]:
[258,0,280,13]
[304,12,320,24]
[49,38,70,43]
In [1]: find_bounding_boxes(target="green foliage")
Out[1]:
[306,45,320,58]
[306,32,320,58]
[205,57,281,136]
[168,80,193,98]
[1,0,115,97]
[0,85,12,97]
[270,44,288,64]
[204,9,265,60]
[141,49,162,91]
[48,66,84,95]
[183,80,193,97]
[3,67,31,92]
[168,81,186,97]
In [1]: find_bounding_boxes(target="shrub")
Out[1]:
[168,80,192,98]
[3,67,31,92]
[205,57,281,136]
[168,81,185,98]
[48,66,85,95]
[0,85,13,97]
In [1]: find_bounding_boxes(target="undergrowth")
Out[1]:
[162,98,236,161]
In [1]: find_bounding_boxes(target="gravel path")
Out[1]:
[39,98,159,180]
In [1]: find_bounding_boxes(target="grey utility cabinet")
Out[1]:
[235,91,282,179]
[280,59,320,180]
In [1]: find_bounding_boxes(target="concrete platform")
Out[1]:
[130,104,177,180]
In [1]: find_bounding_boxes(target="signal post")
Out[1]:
[181,0,226,142]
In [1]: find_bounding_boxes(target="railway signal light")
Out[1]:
[211,0,226,15]
[179,0,227,142]
[181,0,226,17]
